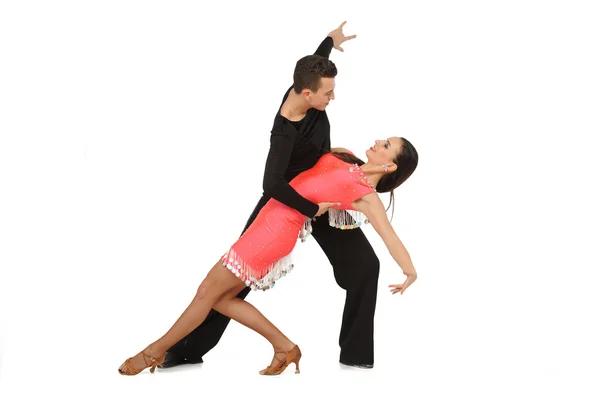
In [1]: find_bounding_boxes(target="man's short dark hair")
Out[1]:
[293,55,337,94]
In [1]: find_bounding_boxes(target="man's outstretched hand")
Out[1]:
[328,21,356,52]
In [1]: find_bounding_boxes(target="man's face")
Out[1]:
[305,77,335,111]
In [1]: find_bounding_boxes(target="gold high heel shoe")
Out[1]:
[118,348,165,375]
[259,345,301,375]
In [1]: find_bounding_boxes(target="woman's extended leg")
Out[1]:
[118,260,246,375]
[212,287,301,374]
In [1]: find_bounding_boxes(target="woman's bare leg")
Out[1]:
[118,260,245,374]
[212,287,297,372]
[212,287,296,352]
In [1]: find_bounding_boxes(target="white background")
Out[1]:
[1,1,599,398]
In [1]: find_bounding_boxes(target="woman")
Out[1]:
[118,136,419,376]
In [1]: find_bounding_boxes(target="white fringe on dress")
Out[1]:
[298,217,314,242]
[221,248,294,291]
[223,209,369,291]
[297,208,370,243]
[327,209,370,230]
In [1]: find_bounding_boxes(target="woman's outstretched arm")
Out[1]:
[353,193,417,294]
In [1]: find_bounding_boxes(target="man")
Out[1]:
[161,21,379,369]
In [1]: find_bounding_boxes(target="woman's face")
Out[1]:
[365,137,403,166]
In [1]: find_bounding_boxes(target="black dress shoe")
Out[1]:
[339,360,374,369]
[157,351,204,369]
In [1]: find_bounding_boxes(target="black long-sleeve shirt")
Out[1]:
[261,36,335,218]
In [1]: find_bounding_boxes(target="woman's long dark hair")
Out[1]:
[330,137,418,220]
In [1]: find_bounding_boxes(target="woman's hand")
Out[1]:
[389,272,417,295]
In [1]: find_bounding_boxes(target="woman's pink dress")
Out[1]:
[221,153,375,290]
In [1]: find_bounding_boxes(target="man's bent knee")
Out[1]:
[361,255,380,279]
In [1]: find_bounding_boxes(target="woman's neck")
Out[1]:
[360,163,384,189]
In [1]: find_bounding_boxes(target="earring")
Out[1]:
[382,164,388,172]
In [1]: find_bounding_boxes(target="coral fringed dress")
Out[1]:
[221,153,375,291]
